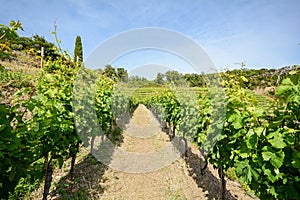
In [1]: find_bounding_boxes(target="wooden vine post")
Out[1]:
[40,46,44,68]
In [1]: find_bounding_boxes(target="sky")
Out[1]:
[1,0,300,76]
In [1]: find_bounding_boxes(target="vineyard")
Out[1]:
[1,21,300,200]
[141,72,300,199]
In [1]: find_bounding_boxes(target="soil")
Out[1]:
[31,104,257,200]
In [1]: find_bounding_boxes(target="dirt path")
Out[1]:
[34,104,257,200]
[99,104,204,199]
[92,104,255,200]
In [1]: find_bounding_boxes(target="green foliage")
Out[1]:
[221,65,299,89]
[116,67,128,82]
[146,90,182,137]
[165,70,185,86]
[102,65,118,81]
[94,75,114,134]
[184,73,206,87]
[196,73,300,199]
[127,75,152,87]
[16,34,59,59]
[0,21,138,199]
[0,67,33,89]
[101,65,129,82]
[8,161,44,200]
[1,20,61,61]
[28,64,80,160]
[143,70,300,199]
[0,89,43,199]
[73,36,83,63]
[0,20,23,41]
[155,72,164,85]
[0,59,80,198]
[0,103,26,199]
[0,20,23,59]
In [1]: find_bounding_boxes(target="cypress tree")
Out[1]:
[74,35,83,63]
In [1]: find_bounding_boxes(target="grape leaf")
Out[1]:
[268,135,286,149]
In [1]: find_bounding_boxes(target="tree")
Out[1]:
[117,67,128,82]
[165,70,184,86]
[103,65,118,80]
[128,76,150,87]
[73,35,83,63]
[155,72,164,85]
[184,73,205,87]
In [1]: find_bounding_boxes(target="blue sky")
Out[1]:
[1,0,300,74]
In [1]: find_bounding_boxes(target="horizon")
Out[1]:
[102,64,299,82]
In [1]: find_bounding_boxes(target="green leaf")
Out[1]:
[262,150,284,168]
[8,167,16,182]
[264,168,276,182]
[292,151,300,169]
[233,120,243,129]
[246,130,257,149]
[228,112,239,122]
[250,167,259,181]
[228,112,243,130]
[268,135,286,149]
[235,160,258,183]
[269,186,278,198]
[252,107,264,118]
[235,159,248,174]
[262,151,273,161]
[277,78,293,95]
[254,127,264,136]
